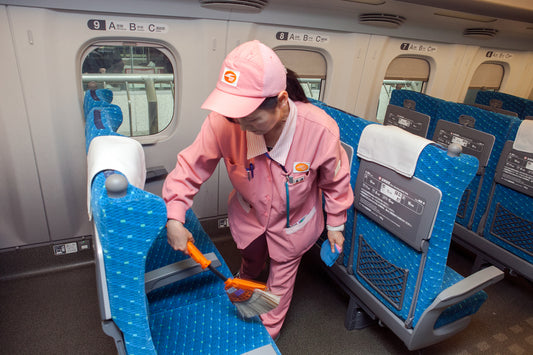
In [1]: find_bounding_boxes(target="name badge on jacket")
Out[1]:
[293,162,310,173]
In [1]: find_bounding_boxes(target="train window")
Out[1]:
[275,49,327,100]
[81,44,175,137]
[376,57,429,122]
[463,63,504,105]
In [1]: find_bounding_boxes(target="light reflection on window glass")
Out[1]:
[376,80,426,123]
[298,78,323,100]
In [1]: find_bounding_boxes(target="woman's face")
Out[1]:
[234,109,280,135]
[229,92,289,135]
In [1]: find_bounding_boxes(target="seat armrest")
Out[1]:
[432,266,503,309]
[408,266,503,350]
[145,253,222,293]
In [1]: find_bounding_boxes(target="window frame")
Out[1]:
[80,40,178,143]
[463,62,505,105]
[376,56,431,123]
[274,48,328,101]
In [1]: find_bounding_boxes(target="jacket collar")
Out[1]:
[246,98,297,167]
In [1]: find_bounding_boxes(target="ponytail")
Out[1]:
[286,68,310,103]
[255,68,310,112]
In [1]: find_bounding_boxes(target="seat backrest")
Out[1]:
[522,101,533,121]
[351,125,479,328]
[480,120,533,264]
[434,102,522,230]
[471,103,519,118]
[389,89,445,139]
[474,91,526,118]
[431,119,495,225]
[310,99,375,264]
[91,171,165,355]
[85,105,123,152]
[84,88,161,354]
[383,104,431,138]
[83,88,113,117]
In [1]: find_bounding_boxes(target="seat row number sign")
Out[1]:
[87,19,168,33]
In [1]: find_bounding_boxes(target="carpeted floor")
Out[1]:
[0,233,531,355]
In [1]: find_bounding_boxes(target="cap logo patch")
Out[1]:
[222,68,239,87]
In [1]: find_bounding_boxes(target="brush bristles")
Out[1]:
[230,289,281,318]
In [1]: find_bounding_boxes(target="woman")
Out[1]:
[162,40,353,339]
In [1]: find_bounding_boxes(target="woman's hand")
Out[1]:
[327,230,344,253]
[166,219,194,254]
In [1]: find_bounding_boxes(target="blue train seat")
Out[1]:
[309,99,375,262]
[308,104,503,350]
[347,125,503,350]
[83,88,113,117]
[434,102,522,231]
[455,120,533,281]
[84,90,279,355]
[474,91,526,119]
[522,101,533,120]
[471,103,519,118]
[85,105,123,152]
[383,104,431,138]
[431,120,495,227]
[389,89,445,139]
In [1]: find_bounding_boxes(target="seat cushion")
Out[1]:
[149,294,278,354]
[434,267,488,329]
[146,209,279,354]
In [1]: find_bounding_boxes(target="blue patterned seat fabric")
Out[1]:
[83,88,113,118]
[91,171,164,355]
[353,143,483,327]
[482,184,533,264]
[311,99,488,330]
[92,176,277,354]
[86,90,279,355]
[309,99,375,264]
[434,102,521,231]
[474,91,527,119]
[388,90,531,281]
[147,211,275,354]
[85,105,123,152]
[522,101,533,120]
[434,267,487,328]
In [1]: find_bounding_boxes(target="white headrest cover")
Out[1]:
[513,120,533,153]
[87,135,146,219]
[357,124,431,178]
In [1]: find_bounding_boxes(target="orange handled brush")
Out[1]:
[187,241,280,318]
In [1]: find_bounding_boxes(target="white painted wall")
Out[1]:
[1,3,532,249]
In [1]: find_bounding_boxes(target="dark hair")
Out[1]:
[255,68,310,111]
[286,68,309,103]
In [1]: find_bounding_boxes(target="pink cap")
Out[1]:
[201,40,287,118]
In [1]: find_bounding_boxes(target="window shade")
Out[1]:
[385,57,429,81]
[275,49,327,79]
[468,63,504,89]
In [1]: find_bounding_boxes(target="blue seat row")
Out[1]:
[474,90,533,120]
[389,90,533,282]
[310,99,503,350]
[84,89,279,354]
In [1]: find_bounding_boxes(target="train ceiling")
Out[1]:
[1,0,532,50]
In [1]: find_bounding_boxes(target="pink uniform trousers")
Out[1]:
[239,233,302,339]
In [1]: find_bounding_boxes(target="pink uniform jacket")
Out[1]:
[163,101,353,263]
